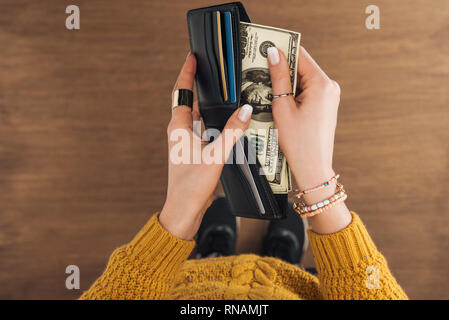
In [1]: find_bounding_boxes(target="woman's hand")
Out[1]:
[267,46,340,189]
[267,46,352,234]
[159,53,253,240]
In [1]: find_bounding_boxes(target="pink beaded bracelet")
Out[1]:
[294,193,348,218]
[294,174,340,198]
[295,183,346,214]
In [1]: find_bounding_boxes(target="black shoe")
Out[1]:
[195,197,237,258]
[262,201,308,264]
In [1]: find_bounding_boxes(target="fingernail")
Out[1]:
[186,51,191,59]
[267,47,280,65]
[238,104,253,122]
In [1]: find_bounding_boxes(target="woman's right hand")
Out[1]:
[267,46,351,234]
[267,46,340,190]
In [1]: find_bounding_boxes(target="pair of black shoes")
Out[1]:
[195,197,308,264]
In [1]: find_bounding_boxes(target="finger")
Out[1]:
[170,53,197,128]
[267,47,296,116]
[192,101,201,122]
[174,52,196,92]
[267,47,294,97]
[191,101,203,139]
[297,46,330,86]
[205,104,253,164]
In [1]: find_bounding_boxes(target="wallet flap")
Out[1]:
[187,2,248,131]
[221,136,286,219]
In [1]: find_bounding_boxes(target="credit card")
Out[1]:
[214,11,229,102]
[223,11,236,103]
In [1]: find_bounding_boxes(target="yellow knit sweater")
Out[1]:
[80,211,407,300]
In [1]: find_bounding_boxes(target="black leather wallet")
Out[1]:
[187,2,287,220]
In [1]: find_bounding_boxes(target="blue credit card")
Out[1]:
[223,12,236,103]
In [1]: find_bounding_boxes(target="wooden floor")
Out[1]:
[0,0,448,299]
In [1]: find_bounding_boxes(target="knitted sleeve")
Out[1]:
[79,213,195,300]
[307,211,408,300]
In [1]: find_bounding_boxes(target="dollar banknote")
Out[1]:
[240,22,300,193]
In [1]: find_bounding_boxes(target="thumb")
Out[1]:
[207,104,253,164]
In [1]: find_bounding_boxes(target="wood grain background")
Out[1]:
[0,0,448,299]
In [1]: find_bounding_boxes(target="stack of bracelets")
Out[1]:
[292,174,347,218]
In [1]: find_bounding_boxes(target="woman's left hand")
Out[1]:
[159,53,253,240]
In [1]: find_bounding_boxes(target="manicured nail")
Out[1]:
[238,104,253,122]
[267,47,280,65]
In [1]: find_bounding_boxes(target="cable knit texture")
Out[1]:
[80,211,407,300]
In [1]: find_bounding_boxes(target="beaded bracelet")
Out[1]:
[295,183,345,214]
[293,183,347,217]
[294,174,340,198]
[294,193,348,218]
